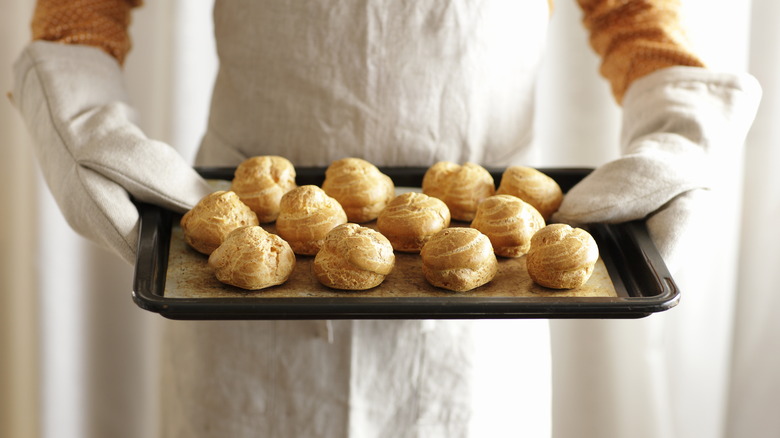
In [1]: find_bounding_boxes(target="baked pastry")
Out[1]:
[470,195,545,258]
[376,192,451,253]
[230,155,297,223]
[180,190,259,255]
[526,223,599,289]
[420,227,498,292]
[321,157,395,223]
[275,185,348,255]
[421,161,495,221]
[496,166,563,221]
[208,226,296,290]
[313,223,396,290]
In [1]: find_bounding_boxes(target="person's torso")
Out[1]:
[197,0,550,167]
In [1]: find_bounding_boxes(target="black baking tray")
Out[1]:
[132,167,679,320]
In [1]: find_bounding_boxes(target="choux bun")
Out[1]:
[313,223,396,290]
[180,190,259,255]
[526,223,599,289]
[420,227,498,292]
[208,226,296,290]
[422,161,495,222]
[230,155,297,223]
[275,185,348,255]
[321,158,395,223]
[470,195,545,258]
[376,192,451,253]
[496,166,563,221]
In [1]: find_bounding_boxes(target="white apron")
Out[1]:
[196,0,548,167]
[163,1,553,437]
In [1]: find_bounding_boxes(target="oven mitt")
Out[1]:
[552,66,761,271]
[11,41,212,264]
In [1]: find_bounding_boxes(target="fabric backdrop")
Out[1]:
[1,1,778,437]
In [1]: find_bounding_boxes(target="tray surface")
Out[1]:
[132,167,679,319]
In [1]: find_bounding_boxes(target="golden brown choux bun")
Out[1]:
[421,161,495,222]
[496,166,563,221]
[526,223,599,289]
[470,195,545,258]
[231,155,297,223]
[275,185,348,255]
[376,192,451,253]
[208,226,296,290]
[313,223,396,290]
[321,157,395,223]
[180,191,259,255]
[420,227,498,292]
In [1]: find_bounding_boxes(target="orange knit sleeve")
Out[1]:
[31,0,142,65]
[576,0,705,103]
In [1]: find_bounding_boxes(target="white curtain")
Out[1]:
[541,3,756,438]
[727,0,780,435]
[1,2,40,438]
[1,1,778,437]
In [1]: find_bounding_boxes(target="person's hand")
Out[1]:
[12,41,212,264]
[552,67,761,272]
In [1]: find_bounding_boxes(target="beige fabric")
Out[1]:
[554,66,761,271]
[169,2,555,437]
[196,0,550,168]
[160,318,552,438]
[162,320,458,437]
[12,41,212,263]
[28,0,702,103]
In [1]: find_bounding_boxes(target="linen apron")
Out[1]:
[162,1,553,436]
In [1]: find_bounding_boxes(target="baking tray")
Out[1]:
[132,167,679,320]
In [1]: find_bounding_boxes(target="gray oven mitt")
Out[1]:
[12,41,212,264]
[552,66,761,272]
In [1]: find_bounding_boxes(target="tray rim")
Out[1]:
[132,167,680,320]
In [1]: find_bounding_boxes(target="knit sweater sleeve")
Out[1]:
[31,0,141,65]
[576,0,705,103]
